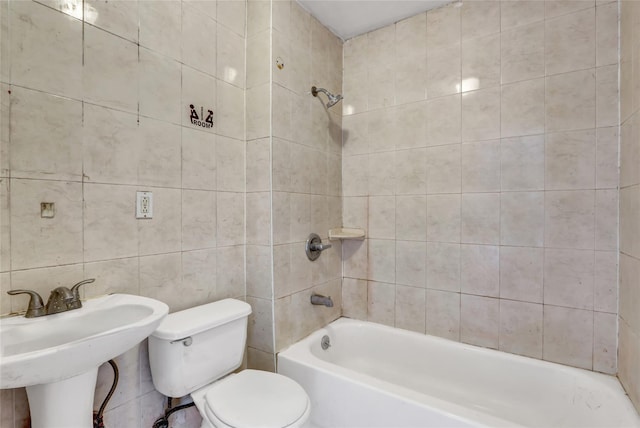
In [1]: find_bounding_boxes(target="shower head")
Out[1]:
[311,86,343,108]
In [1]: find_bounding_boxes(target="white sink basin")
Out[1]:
[0,293,168,427]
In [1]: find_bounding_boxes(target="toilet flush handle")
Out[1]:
[170,336,193,346]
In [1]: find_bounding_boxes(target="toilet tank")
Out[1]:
[148,299,252,398]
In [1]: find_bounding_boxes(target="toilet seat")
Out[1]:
[198,370,310,428]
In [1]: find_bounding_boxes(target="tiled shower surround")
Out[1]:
[341,0,621,374]
[0,0,637,426]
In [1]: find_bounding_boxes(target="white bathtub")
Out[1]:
[278,318,640,428]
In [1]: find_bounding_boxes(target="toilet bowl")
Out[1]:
[148,299,310,428]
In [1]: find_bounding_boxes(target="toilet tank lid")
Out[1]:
[151,299,252,341]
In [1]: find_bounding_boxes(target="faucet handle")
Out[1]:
[7,289,46,318]
[68,278,95,309]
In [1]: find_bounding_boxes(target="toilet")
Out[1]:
[148,299,311,428]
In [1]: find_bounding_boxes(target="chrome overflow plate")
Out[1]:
[321,335,331,350]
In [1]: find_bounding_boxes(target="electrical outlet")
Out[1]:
[136,191,153,219]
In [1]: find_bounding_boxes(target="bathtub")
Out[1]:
[277,318,640,428]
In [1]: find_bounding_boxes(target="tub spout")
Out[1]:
[311,294,334,307]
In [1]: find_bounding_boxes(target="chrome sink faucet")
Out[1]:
[7,279,95,318]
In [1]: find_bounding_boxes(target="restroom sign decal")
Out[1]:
[189,104,214,129]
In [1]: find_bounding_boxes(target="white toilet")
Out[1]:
[148,299,311,428]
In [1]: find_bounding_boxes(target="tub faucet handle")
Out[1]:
[7,289,46,318]
[306,233,332,261]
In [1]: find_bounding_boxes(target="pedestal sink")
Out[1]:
[0,294,169,428]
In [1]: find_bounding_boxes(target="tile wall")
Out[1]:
[341,0,620,373]
[0,0,246,426]
[245,0,343,371]
[619,0,640,413]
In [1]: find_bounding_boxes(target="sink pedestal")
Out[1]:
[26,368,99,428]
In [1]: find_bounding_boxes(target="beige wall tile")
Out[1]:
[247,192,271,246]
[368,152,395,196]
[460,244,499,297]
[138,119,182,187]
[499,300,543,358]
[396,196,427,241]
[10,179,83,270]
[84,184,138,262]
[139,48,182,124]
[396,55,427,104]
[247,139,271,192]
[500,191,545,247]
[545,8,595,75]
[139,253,183,311]
[217,192,245,247]
[545,69,596,133]
[462,33,501,90]
[10,1,82,99]
[545,0,594,19]
[461,294,499,349]
[427,194,461,243]
[501,21,545,84]
[246,84,270,140]
[182,5,216,75]
[139,0,181,61]
[217,136,245,192]
[545,190,595,249]
[0,273,10,315]
[83,104,139,186]
[395,148,427,194]
[426,242,460,292]
[427,145,461,194]
[396,241,427,287]
[342,277,367,320]
[182,128,216,191]
[190,276,225,325]
[84,257,139,298]
[461,193,500,245]
[84,25,138,113]
[594,251,618,313]
[85,0,138,42]
[9,87,83,181]
[427,4,460,49]
[501,135,545,191]
[461,140,501,192]
[395,285,427,333]
[367,281,395,327]
[596,64,620,128]
[500,246,544,303]
[543,305,594,370]
[426,289,460,340]
[427,45,461,99]
[545,129,596,190]
[618,319,640,407]
[593,311,617,374]
[182,190,217,251]
[216,245,245,299]
[218,0,247,37]
[501,1,544,30]
[426,94,462,145]
[368,196,395,239]
[246,245,272,299]
[461,87,501,142]
[247,296,275,353]
[217,81,245,140]
[620,185,640,257]
[595,127,619,189]
[619,254,640,332]
[595,189,618,250]
[501,78,545,138]
[461,1,500,40]
[368,240,396,283]
[544,248,595,309]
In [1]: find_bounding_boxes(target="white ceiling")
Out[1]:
[296,0,453,40]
